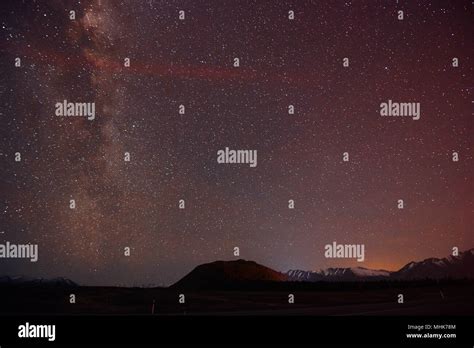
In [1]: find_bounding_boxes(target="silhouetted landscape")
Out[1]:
[1,249,473,315]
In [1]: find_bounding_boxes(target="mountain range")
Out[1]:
[391,249,474,280]
[2,249,473,288]
[0,275,77,287]
[175,248,474,288]
[287,248,474,282]
[286,267,391,282]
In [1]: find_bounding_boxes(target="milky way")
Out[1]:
[1,0,473,285]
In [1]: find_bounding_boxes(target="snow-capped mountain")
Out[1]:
[287,248,474,282]
[287,267,391,282]
[392,248,474,280]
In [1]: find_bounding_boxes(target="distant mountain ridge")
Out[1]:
[0,275,77,286]
[288,248,474,282]
[391,249,474,280]
[287,267,391,282]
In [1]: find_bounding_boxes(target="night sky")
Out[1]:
[1,0,473,286]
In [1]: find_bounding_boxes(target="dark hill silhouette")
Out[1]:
[171,259,288,290]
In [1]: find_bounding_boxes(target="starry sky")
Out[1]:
[1,0,473,286]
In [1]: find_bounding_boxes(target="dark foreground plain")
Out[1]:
[1,280,473,316]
